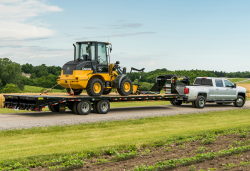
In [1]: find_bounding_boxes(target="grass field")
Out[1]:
[23,85,66,93]
[227,78,249,83]
[0,109,250,161]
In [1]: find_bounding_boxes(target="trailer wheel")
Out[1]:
[86,78,104,96]
[103,88,112,95]
[117,78,133,96]
[49,104,59,112]
[170,99,182,105]
[97,100,110,114]
[92,101,98,113]
[234,95,245,107]
[195,96,206,108]
[73,101,79,114]
[77,100,91,115]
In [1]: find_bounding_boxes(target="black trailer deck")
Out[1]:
[3,93,180,114]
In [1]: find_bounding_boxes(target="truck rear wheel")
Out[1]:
[77,100,91,115]
[117,78,133,96]
[234,95,245,107]
[195,96,206,108]
[96,100,110,114]
[86,78,104,96]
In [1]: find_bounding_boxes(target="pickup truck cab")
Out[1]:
[168,77,247,108]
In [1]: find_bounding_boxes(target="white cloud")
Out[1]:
[0,0,63,40]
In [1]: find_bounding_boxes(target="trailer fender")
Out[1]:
[113,74,127,88]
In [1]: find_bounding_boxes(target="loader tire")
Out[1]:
[86,78,104,96]
[103,88,112,95]
[67,88,83,95]
[117,78,133,96]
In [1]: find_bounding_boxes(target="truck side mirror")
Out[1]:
[234,84,237,88]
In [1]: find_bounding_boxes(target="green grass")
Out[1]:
[1,109,250,160]
[23,85,66,93]
[227,78,249,83]
[0,101,171,114]
[239,80,250,84]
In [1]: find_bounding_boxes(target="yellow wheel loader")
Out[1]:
[57,41,143,96]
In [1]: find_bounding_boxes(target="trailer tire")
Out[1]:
[117,78,133,96]
[234,95,245,107]
[170,99,182,105]
[173,100,182,105]
[103,88,112,95]
[73,101,79,114]
[97,100,110,114]
[195,96,206,108]
[92,101,98,113]
[49,104,59,112]
[77,100,91,115]
[86,78,104,96]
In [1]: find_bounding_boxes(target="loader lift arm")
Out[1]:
[128,67,145,94]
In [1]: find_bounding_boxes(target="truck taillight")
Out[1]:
[184,87,189,94]
[164,85,166,91]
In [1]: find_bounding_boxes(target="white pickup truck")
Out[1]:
[168,77,247,108]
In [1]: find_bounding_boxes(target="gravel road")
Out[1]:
[0,101,250,130]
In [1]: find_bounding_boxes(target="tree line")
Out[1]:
[0,58,250,93]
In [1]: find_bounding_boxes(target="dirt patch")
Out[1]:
[29,132,250,171]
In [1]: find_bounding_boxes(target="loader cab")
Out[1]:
[74,41,109,73]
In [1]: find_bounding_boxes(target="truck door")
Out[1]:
[96,43,109,73]
[215,79,226,100]
[224,79,237,100]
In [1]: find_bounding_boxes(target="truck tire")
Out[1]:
[96,100,110,114]
[67,88,83,95]
[234,95,245,107]
[77,100,91,115]
[117,78,133,96]
[195,96,206,109]
[103,88,112,95]
[86,78,104,96]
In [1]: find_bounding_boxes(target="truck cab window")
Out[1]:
[97,43,107,64]
[215,79,224,87]
[224,80,233,87]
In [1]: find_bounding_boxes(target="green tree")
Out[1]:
[2,83,21,93]
[0,58,23,89]
[21,63,33,73]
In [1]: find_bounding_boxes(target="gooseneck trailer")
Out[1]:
[3,75,189,115]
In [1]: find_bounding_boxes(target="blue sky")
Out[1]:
[0,0,249,72]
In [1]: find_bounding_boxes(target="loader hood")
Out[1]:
[62,60,92,75]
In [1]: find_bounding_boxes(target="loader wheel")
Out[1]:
[86,78,104,96]
[117,78,133,96]
[103,88,112,95]
[67,88,83,95]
